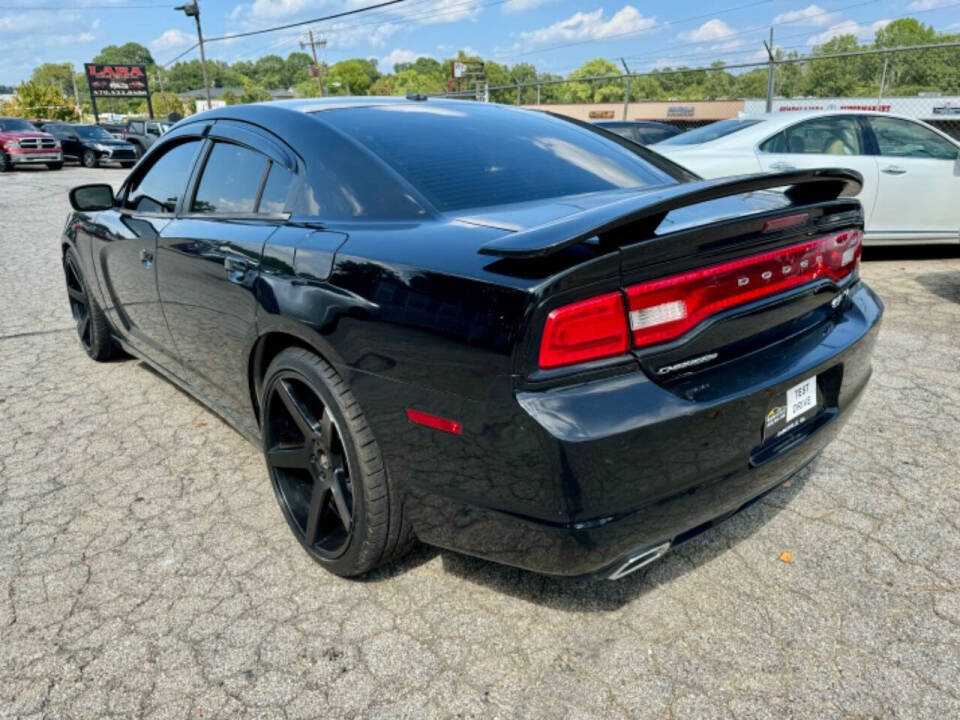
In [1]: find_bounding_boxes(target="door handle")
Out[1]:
[139,248,153,268]
[769,161,796,171]
[881,165,906,175]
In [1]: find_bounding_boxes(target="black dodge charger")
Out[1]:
[61,98,882,579]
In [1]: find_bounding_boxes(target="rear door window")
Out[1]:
[761,116,865,155]
[124,140,202,214]
[258,163,295,214]
[191,142,269,214]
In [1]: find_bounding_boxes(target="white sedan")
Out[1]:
[651,110,960,245]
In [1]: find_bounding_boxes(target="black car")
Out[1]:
[61,98,882,579]
[595,120,683,145]
[43,123,137,168]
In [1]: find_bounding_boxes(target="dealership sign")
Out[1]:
[84,64,151,98]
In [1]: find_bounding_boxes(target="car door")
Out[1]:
[156,124,298,426]
[91,138,204,367]
[864,116,960,242]
[45,125,80,161]
[756,115,880,227]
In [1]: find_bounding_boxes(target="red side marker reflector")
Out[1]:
[406,408,462,435]
[762,213,809,233]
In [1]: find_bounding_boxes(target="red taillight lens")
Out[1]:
[626,229,862,349]
[539,291,629,369]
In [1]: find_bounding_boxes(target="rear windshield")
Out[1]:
[317,104,677,212]
[657,118,763,146]
[0,118,34,132]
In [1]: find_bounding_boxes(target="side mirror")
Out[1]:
[70,184,115,212]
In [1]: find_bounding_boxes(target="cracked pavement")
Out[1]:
[1,165,959,719]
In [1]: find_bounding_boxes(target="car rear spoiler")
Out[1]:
[477,168,862,259]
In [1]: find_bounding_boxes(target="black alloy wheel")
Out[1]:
[81,150,98,168]
[62,248,115,360]
[265,371,355,559]
[64,253,93,353]
[261,348,415,576]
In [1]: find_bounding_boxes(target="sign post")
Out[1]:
[83,64,152,124]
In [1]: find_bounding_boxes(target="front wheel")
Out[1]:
[0,153,11,172]
[47,161,63,170]
[81,150,98,168]
[261,348,415,577]
[63,248,116,361]
[120,161,134,168]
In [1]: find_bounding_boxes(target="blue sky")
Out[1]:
[2,0,959,85]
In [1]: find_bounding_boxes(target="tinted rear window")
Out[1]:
[657,118,763,146]
[192,142,267,214]
[318,104,676,212]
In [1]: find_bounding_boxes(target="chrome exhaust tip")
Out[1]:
[606,542,670,580]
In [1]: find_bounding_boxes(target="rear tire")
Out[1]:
[63,248,116,361]
[261,347,415,577]
[81,150,98,169]
[46,161,63,170]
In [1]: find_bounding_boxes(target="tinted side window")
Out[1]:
[192,142,268,214]
[762,116,864,155]
[258,163,294,214]
[125,140,202,214]
[868,117,959,160]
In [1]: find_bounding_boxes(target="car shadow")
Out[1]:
[362,461,815,610]
[915,271,960,305]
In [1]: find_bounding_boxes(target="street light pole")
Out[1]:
[175,1,212,109]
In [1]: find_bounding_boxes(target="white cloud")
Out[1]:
[247,0,317,20]
[908,0,955,9]
[380,48,432,70]
[806,19,890,45]
[517,6,656,48]
[150,28,194,52]
[677,18,742,51]
[0,10,82,32]
[503,0,557,14]
[773,5,840,27]
[393,0,483,24]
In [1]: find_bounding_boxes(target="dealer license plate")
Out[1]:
[763,376,820,442]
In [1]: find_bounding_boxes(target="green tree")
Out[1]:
[327,59,374,95]
[93,42,155,68]
[2,82,74,120]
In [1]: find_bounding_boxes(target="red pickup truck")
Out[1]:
[0,117,63,171]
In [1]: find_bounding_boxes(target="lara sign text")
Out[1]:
[84,64,151,99]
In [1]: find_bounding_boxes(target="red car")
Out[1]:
[0,117,63,171]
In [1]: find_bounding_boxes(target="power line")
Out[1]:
[202,0,407,43]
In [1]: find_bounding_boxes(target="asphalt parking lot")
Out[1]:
[1,165,959,719]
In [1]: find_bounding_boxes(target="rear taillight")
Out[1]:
[539,291,629,369]
[626,229,862,349]
[537,229,861,369]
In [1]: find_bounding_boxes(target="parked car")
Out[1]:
[594,120,683,145]
[0,116,63,171]
[651,110,960,245]
[61,99,882,579]
[42,123,137,168]
[124,119,172,157]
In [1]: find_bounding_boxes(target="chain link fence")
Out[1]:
[437,43,960,140]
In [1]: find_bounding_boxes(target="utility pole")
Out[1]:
[300,31,326,96]
[764,27,775,113]
[69,63,81,121]
[877,55,889,107]
[620,57,631,121]
[175,2,211,108]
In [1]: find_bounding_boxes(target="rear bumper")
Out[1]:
[407,280,883,577]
